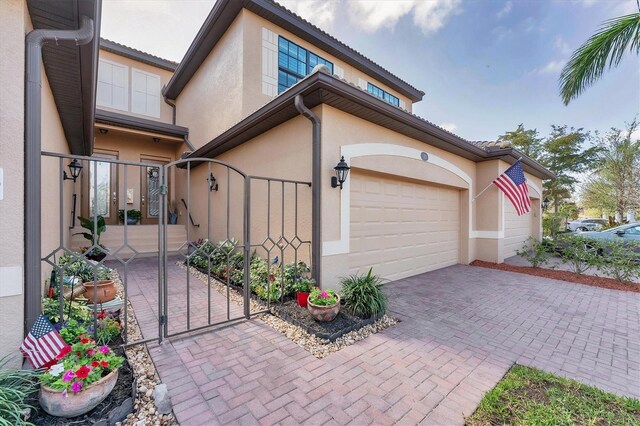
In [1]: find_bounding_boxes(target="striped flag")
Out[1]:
[20,314,69,368]
[493,160,531,216]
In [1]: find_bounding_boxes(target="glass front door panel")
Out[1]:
[146,167,160,218]
[89,160,112,218]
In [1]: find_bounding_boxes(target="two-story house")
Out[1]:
[0,0,553,364]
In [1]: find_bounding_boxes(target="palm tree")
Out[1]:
[559,8,640,105]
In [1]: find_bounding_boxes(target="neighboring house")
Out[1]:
[0,0,554,364]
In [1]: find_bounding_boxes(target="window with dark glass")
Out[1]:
[278,36,334,93]
[367,83,400,107]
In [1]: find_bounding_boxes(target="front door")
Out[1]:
[141,158,169,224]
[84,151,119,225]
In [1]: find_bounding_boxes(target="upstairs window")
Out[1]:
[97,59,128,111]
[278,36,333,93]
[367,82,400,107]
[131,68,161,118]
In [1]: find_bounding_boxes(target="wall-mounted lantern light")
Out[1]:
[331,156,350,189]
[63,159,83,183]
[207,173,219,192]
[542,196,550,211]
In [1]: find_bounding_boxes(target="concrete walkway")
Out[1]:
[122,258,640,425]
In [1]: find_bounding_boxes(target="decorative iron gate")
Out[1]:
[41,152,311,347]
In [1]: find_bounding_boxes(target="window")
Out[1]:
[131,69,161,118]
[278,36,333,93]
[97,59,128,111]
[367,83,400,107]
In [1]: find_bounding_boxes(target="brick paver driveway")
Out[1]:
[125,259,640,425]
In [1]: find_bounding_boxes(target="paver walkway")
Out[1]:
[120,258,640,425]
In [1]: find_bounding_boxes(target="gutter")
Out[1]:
[294,94,321,287]
[25,16,95,332]
[162,94,195,151]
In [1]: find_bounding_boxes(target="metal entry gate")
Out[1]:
[41,152,311,347]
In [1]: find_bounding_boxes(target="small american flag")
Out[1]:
[20,314,68,368]
[493,160,531,216]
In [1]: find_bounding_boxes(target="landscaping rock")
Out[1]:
[153,384,172,415]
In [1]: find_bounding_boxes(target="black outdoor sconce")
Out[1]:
[331,156,350,189]
[207,172,219,192]
[63,159,83,183]
[542,196,550,210]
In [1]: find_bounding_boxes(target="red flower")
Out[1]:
[76,352,82,357]
[80,337,90,344]
[91,361,100,368]
[100,361,109,368]
[75,365,92,379]
[56,345,72,360]
[97,312,107,319]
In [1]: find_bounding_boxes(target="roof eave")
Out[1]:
[100,38,178,72]
[95,109,189,137]
[483,148,556,180]
[163,0,424,102]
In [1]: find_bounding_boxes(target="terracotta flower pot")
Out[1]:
[40,369,119,418]
[307,294,340,322]
[83,280,117,304]
[296,292,310,307]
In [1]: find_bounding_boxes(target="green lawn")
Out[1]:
[466,365,640,426]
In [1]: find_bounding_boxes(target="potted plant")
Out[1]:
[39,338,123,418]
[82,280,117,304]
[117,209,142,225]
[293,274,316,307]
[74,216,108,261]
[307,288,340,322]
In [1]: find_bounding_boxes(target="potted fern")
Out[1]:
[117,209,142,225]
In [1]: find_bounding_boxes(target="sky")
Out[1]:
[101,0,640,143]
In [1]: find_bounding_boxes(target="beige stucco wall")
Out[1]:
[241,9,413,116]
[0,0,27,368]
[173,114,314,265]
[175,13,245,148]
[97,49,175,124]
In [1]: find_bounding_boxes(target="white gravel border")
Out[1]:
[177,261,398,359]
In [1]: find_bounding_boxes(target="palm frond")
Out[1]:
[560,13,640,105]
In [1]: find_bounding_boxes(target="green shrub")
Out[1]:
[543,213,565,238]
[42,298,91,324]
[557,236,602,275]
[117,209,142,223]
[516,237,552,268]
[58,253,111,284]
[0,356,39,426]
[340,268,387,318]
[597,240,640,284]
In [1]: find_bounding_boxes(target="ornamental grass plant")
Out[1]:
[339,268,387,318]
[0,356,39,426]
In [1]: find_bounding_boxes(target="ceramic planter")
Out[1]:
[307,294,340,322]
[40,369,119,418]
[296,292,310,307]
[125,216,138,225]
[83,280,117,304]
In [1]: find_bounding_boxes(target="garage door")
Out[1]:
[349,171,460,281]
[504,199,533,258]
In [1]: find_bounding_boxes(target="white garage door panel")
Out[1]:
[349,172,460,281]
[504,199,533,257]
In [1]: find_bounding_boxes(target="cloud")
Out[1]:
[347,0,461,34]
[554,36,571,55]
[631,128,640,141]
[496,1,512,19]
[276,0,338,32]
[440,122,457,132]
[535,60,566,75]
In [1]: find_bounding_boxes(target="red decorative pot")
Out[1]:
[296,292,310,307]
[83,280,116,304]
[307,294,340,322]
[40,369,119,418]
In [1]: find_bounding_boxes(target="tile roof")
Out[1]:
[100,38,178,71]
[470,140,513,150]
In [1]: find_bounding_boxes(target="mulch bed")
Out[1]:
[471,260,640,293]
[273,301,381,341]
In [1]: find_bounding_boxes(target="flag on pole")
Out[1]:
[493,160,531,216]
[20,314,69,368]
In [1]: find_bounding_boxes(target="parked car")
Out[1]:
[566,218,609,232]
[578,223,640,254]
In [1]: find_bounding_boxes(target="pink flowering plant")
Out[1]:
[39,336,123,395]
[308,288,339,306]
